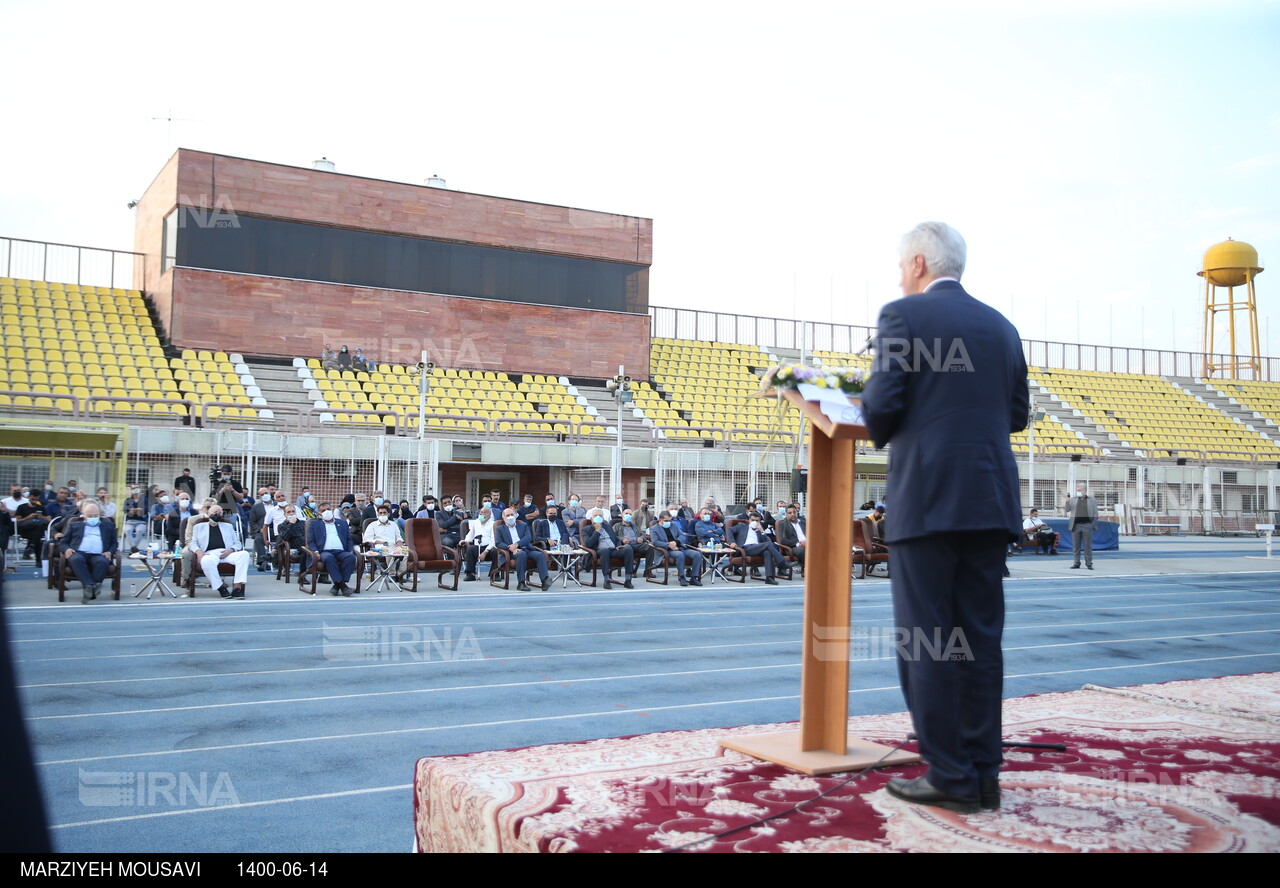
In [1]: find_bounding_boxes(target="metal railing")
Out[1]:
[0,236,145,292]
[649,305,1280,381]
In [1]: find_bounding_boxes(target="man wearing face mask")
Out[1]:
[581,508,634,590]
[306,502,358,596]
[191,505,252,599]
[462,505,498,582]
[561,495,586,542]
[613,508,653,572]
[165,493,198,550]
[516,494,540,525]
[1066,483,1098,570]
[648,511,704,587]
[122,486,148,555]
[693,509,726,547]
[609,493,630,523]
[248,487,275,572]
[728,511,786,584]
[59,502,118,603]
[213,465,245,515]
[271,504,308,586]
[363,504,407,583]
[495,507,550,592]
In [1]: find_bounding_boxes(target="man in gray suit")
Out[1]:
[1066,482,1098,569]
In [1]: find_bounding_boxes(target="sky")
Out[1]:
[1,0,1277,358]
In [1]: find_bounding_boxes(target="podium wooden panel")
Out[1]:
[718,390,920,774]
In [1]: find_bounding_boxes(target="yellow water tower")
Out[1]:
[1200,238,1264,379]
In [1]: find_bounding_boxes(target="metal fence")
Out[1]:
[650,305,1280,380]
[0,236,144,291]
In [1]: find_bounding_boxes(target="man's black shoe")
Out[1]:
[330,585,341,596]
[691,578,703,586]
[980,776,1000,810]
[1087,565,1094,570]
[623,579,634,589]
[541,577,552,591]
[341,585,352,597]
[1070,564,1080,569]
[678,577,689,587]
[217,585,233,599]
[231,585,246,599]
[764,577,778,585]
[463,573,477,582]
[603,580,612,590]
[517,582,531,592]
[886,776,979,814]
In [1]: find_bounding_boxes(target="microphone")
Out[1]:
[855,335,875,356]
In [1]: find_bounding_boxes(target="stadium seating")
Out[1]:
[1032,368,1280,461]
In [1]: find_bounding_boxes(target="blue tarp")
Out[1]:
[1042,518,1119,551]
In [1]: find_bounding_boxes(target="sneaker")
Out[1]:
[218,585,233,599]
[231,585,246,599]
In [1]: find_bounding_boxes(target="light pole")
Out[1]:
[411,351,434,506]
[1028,406,1045,511]
[605,366,631,500]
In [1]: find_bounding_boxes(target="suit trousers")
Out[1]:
[1071,524,1094,567]
[503,548,548,582]
[319,550,356,584]
[67,552,111,588]
[890,531,1006,798]
[200,550,251,587]
[597,545,634,577]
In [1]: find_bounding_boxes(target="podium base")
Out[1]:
[718,730,921,775]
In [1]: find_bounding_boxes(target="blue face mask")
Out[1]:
[592,515,604,525]
[86,517,100,527]
[623,515,633,523]
[661,521,671,529]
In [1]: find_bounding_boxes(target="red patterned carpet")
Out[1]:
[413,673,1280,852]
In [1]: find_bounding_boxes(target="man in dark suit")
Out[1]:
[581,510,634,589]
[648,511,704,586]
[306,502,358,596]
[774,505,808,571]
[860,221,1028,814]
[727,513,786,584]
[59,503,118,603]
[496,508,550,591]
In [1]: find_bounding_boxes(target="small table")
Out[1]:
[545,545,590,588]
[698,546,733,584]
[364,547,410,593]
[128,550,179,599]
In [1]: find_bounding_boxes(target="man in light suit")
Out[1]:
[496,508,550,591]
[860,221,1028,814]
[191,505,253,599]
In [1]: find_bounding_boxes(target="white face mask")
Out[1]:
[378,514,389,523]
[444,504,454,512]
[161,496,171,504]
[750,521,759,530]
[179,499,190,509]
[505,516,517,525]
[261,494,271,502]
[287,515,297,523]
[322,510,334,521]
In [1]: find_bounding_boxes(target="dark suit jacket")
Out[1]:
[648,523,692,550]
[728,522,772,549]
[495,521,536,550]
[775,517,807,549]
[581,523,623,551]
[307,518,354,553]
[59,518,118,555]
[533,519,572,547]
[860,280,1027,543]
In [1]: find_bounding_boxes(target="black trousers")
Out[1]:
[890,531,1006,798]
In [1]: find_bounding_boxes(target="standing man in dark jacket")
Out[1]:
[1066,482,1099,569]
[860,221,1027,814]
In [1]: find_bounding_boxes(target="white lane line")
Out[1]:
[21,605,1280,689]
[36,692,812,765]
[36,649,1280,767]
[30,661,803,719]
[18,637,802,689]
[26,628,1280,715]
[51,784,410,829]
[18,583,1278,646]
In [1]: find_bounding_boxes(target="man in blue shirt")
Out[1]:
[59,502,118,603]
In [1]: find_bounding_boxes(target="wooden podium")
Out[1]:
[718,389,920,774]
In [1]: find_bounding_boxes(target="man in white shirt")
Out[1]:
[363,504,407,581]
[462,506,497,581]
[1022,509,1057,554]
